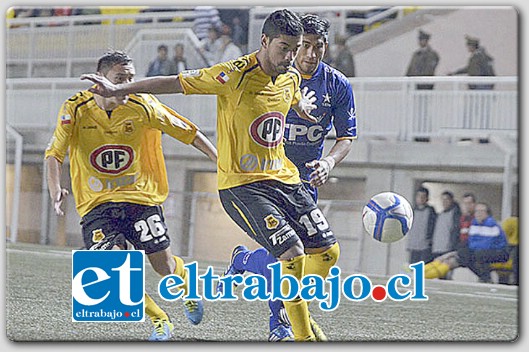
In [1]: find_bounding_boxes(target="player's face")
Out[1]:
[103,63,136,105]
[262,34,302,76]
[295,34,327,75]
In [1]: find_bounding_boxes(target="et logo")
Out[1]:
[72,250,145,322]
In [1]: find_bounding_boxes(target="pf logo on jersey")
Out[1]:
[249,112,285,148]
[90,145,134,174]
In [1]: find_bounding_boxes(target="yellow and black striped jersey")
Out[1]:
[178,51,302,190]
[45,90,198,217]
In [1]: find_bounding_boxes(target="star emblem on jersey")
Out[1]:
[323,93,331,104]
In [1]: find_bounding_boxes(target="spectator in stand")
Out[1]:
[193,6,223,42]
[430,191,461,279]
[231,16,246,52]
[146,44,176,77]
[448,35,495,90]
[425,203,509,283]
[199,26,223,66]
[329,34,355,77]
[405,29,440,90]
[217,23,243,63]
[71,7,102,25]
[171,43,188,75]
[459,192,476,248]
[405,186,436,265]
[500,215,518,285]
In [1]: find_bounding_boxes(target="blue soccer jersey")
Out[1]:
[284,62,357,199]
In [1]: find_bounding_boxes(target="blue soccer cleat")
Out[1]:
[183,299,204,325]
[216,245,248,295]
[148,317,174,341]
[268,324,294,342]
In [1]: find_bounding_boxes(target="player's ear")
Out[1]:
[261,34,269,49]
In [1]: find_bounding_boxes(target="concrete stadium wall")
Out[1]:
[356,7,518,77]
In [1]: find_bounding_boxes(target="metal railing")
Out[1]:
[6,76,517,143]
[6,125,24,243]
[247,6,408,52]
[6,10,197,78]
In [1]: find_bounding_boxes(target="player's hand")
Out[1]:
[296,87,318,123]
[52,188,69,216]
[80,73,120,97]
[306,156,335,187]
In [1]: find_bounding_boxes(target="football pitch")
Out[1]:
[5,242,518,343]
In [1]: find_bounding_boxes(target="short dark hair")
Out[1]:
[442,191,454,200]
[301,14,330,42]
[158,44,168,51]
[463,192,476,202]
[97,50,133,74]
[417,186,430,197]
[262,9,304,39]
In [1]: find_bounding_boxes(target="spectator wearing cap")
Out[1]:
[406,29,440,90]
[448,35,496,90]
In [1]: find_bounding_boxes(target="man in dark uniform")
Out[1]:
[449,35,495,90]
[406,30,440,90]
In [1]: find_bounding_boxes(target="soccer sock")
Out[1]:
[234,247,286,332]
[280,255,314,341]
[304,242,340,278]
[145,293,169,322]
[424,260,450,279]
[172,255,189,296]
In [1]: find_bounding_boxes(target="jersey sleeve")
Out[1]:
[144,95,198,145]
[44,98,75,163]
[333,79,358,140]
[178,59,242,96]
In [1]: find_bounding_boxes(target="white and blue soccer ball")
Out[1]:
[362,192,414,243]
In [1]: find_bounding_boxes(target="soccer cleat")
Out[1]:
[309,315,328,342]
[148,318,174,341]
[268,324,295,342]
[183,299,204,325]
[216,245,248,295]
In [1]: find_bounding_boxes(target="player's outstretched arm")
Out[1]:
[80,74,184,97]
[46,156,69,216]
[191,131,218,163]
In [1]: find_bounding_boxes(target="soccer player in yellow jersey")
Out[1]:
[82,9,336,342]
[46,51,217,341]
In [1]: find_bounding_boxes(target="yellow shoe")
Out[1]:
[309,316,328,341]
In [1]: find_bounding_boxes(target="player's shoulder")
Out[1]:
[322,62,352,87]
[287,66,302,83]
[63,90,94,107]
[128,93,160,114]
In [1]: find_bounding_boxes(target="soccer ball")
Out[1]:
[362,192,413,243]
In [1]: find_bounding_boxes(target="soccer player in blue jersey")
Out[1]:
[216,14,357,341]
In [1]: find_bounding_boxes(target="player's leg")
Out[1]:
[219,183,315,341]
[80,203,174,340]
[424,250,460,279]
[216,245,291,339]
[145,293,174,341]
[284,183,339,341]
[124,203,203,325]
